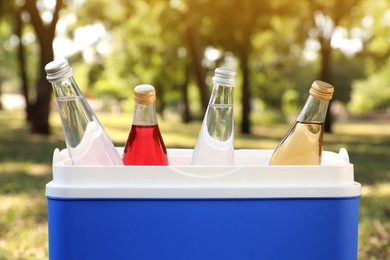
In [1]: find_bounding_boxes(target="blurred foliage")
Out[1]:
[2,0,390,120]
[349,58,390,114]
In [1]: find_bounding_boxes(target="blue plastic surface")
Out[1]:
[47,196,359,260]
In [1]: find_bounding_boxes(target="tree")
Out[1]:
[0,1,26,112]
[303,0,364,132]
[187,0,297,133]
[22,0,64,134]
[2,0,64,134]
[185,21,209,114]
[73,0,194,120]
[349,58,390,114]
[0,1,18,110]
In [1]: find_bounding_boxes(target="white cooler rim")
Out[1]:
[46,148,361,198]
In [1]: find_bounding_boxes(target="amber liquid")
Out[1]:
[122,125,168,165]
[269,121,324,165]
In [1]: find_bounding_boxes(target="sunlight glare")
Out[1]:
[54,23,107,59]
[303,38,320,61]
[42,0,56,9]
[205,46,221,61]
[21,32,36,44]
[74,23,106,49]
[331,27,363,57]
[361,15,374,29]
[382,9,390,26]
[42,11,53,24]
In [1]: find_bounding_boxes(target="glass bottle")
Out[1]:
[191,67,236,165]
[122,84,168,165]
[45,58,123,165]
[269,80,334,165]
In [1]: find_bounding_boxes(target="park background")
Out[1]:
[0,0,390,259]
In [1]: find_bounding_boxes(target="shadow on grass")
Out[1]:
[0,134,64,164]
[0,171,51,195]
[325,133,390,185]
[359,193,390,259]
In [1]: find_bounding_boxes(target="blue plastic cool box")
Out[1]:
[46,148,360,260]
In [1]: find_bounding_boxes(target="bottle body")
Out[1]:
[45,59,123,165]
[269,80,334,165]
[268,120,324,165]
[191,68,236,165]
[122,84,168,165]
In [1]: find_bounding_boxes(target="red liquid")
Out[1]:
[122,125,168,165]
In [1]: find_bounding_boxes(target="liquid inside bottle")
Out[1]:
[122,84,168,166]
[56,95,123,165]
[123,124,168,165]
[56,96,90,147]
[269,121,324,165]
[207,104,233,141]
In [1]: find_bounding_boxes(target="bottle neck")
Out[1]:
[297,95,330,123]
[132,102,158,126]
[50,76,83,98]
[209,84,234,105]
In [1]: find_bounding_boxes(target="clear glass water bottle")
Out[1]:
[45,58,123,165]
[191,67,236,165]
[122,84,168,165]
[269,80,334,165]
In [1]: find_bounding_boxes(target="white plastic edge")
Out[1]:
[46,148,361,199]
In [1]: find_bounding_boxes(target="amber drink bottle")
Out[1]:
[269,80,334,165]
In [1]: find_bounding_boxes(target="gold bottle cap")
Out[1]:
[309,80,334,101]
[133,84,156,105]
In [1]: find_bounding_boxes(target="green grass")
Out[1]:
[0,110,389,259]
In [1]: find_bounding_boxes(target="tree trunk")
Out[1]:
[15,7,32,120]
[239,51,251,134]
[0,82,2,110]
[156,81,165,119]
[30,59,53,134]
[180,61,192,123]
[29,34,55,135]
[319,38,333,133]
[186,24,209,114]
[24,0,63,135]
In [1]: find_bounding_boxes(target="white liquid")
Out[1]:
[191,104,234,165]
[68,121,123,165]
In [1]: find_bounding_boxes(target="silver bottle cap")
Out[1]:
[45,58,73,82]
[212,67,236,87]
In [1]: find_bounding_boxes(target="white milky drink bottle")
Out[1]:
[191,67,236,165]
[45,58,123,165]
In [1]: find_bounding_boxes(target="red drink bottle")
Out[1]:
[122,84,168,165]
